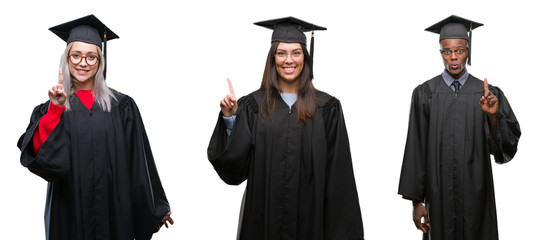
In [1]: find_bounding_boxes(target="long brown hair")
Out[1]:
[259,42,317,124]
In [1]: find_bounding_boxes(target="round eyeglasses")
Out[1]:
[69,53,100,66]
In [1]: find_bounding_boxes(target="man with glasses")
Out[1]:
[398,15,521,240]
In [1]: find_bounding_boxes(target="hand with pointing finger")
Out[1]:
[220,78,238,117]
[49,69,67,107]
[479,77,498,117]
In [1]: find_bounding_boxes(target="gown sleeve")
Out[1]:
[32,102,66,153]
[322,98,364,239]
[486,86,521,164]
[398,85,430,202]
[17,101,69,182]
[120,97,170,240]
[207,95,257,185]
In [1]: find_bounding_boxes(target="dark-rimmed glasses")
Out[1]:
[440,49,468,56]
[69,53,100,66]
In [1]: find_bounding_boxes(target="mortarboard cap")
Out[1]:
[49,14,119,49]
[254,16,326,45]
[49,14,119,78]
[254,16,326,79]
[425,15,483,65]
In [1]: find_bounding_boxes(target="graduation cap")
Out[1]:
[425,15,483,65]
[49,14,119,79]
[254,16,327,79]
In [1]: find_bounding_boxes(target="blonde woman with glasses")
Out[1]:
[17,15,173,240]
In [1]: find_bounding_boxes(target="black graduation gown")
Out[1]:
[208,90,364,240]
[17,92,170,240]
[398,74,521,240]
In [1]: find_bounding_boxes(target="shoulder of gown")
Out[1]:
[314,90,340,114]
[238,90,260,113]
[110,90,133,110]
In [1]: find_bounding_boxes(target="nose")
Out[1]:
[284,54,294,63]
[79,57,89,66]
[450,51,458,60]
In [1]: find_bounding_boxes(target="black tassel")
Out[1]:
[104,29,108,80]
[310,31,314,80]
[468,24,472,66]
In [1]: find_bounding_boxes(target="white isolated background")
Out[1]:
[1,0,536,239]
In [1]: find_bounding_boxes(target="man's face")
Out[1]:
[440,38,468,79]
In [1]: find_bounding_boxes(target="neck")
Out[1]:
[74,78,95,90]
[277,78,299,94]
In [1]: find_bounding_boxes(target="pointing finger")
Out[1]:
[59,69,64,85]
[227,78,235,96]
[483,77,489,93]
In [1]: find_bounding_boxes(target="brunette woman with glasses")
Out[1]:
[208,17,364,240]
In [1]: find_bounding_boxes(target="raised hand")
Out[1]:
[479,77,498,116]
[220,78,238,117]
[49,69,67,107]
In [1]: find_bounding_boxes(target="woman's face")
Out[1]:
[68,41,100,89]
[275,42,304,83]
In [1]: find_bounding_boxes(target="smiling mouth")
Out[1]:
[283,67,296,74]
[76,69,90,75]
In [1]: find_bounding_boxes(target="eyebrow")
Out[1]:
[70,50,98,55]
[442,46,466,49]
[276,48,303,52]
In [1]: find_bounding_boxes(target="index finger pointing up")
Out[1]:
[59,69,64,85]
[227,78,235,96]
[483,77,489,92]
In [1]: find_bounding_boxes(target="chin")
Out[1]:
[75,77,90,83]
[446,68,462,77]
[285,76,299,81]
[455,69,466,76]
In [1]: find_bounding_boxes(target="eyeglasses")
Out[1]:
[69,53,100,66]
[440,49,468,56]
[275,51,303,60]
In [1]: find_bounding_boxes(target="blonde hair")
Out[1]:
[60,42,116,111]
